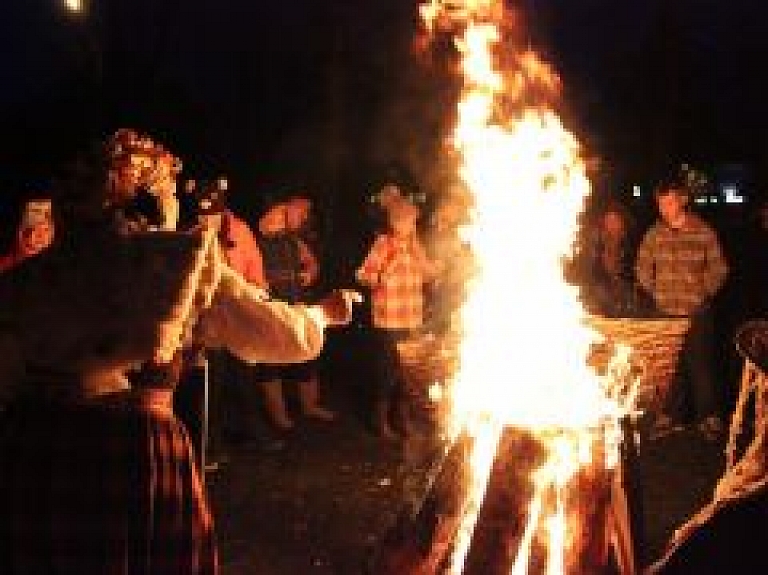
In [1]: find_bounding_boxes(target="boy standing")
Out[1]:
[636,181,728,438]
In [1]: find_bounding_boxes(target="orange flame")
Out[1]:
[418,1,637,573]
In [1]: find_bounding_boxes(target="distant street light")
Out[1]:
[63,0,84,14]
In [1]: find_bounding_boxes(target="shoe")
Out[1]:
[649,414,685,440]
[298,379,335,421]
[698,416,725,441]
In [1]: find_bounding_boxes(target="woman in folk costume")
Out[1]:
[0,129,358,574]
[356,183,439,440]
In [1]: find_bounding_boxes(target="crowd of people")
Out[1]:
[0,127,766,573]
[0,129,361,574]
[571,180,767,439]
[0,126,473,574]
[571,182,767,571]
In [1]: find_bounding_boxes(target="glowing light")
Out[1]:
[446,419,503,574]
[418,0,637,572]
[723,186,745,204]
[63,0,83,13]
[428,382,445,402]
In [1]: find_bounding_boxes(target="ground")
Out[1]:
[206,329,727,574]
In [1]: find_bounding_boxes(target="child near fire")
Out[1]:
[356,184,439,439]
[255,194,335,430]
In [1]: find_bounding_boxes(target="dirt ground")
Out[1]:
[206,327,446,575]
[207,394,446,574]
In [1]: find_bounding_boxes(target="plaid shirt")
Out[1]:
[357,233,433,330]
[635,214,728,316]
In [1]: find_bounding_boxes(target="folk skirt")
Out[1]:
[0,393,218,574]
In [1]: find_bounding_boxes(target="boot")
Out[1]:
[375,398,398,440]
[298,377,336,421]
[261,380,294,430]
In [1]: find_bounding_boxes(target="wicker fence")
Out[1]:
[393,317,692,415]
[586,316,691,411]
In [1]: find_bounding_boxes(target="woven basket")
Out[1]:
[585,316,691,410]
[396,333,460,410]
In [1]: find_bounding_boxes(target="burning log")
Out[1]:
[458,427,553,575]
[460,427,618,575]
[371,423,637,574]
[368,433,473,575]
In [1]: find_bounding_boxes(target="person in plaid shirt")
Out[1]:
[636,180,728,439]
[357,184,438,439]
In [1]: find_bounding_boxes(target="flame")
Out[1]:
[447,418,504,574]
[511,484,544,575]
[418,1,636,573]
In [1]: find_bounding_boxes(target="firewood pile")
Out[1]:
[371,426,618,575]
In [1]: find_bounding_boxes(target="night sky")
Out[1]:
[2,0,768,213]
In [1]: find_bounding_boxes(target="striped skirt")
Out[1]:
[0,394,218,574]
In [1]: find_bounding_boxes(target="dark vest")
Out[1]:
[258,233,303,303]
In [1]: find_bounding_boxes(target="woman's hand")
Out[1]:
[314,289,363,327]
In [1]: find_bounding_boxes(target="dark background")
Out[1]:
[1,0,767,243]
[0,7,763,569]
